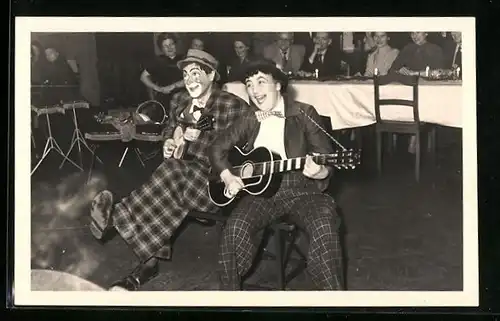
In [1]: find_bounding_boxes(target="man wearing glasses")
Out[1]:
[263,32,306,74]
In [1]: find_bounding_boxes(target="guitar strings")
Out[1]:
[230,152,356,171]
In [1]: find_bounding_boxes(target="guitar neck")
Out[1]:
[250,155,331,176]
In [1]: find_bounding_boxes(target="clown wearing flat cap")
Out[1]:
[89,49,252,291]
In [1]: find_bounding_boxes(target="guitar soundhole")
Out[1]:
[240,162,254,179]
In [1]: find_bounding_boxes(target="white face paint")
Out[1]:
[182,63,215,98]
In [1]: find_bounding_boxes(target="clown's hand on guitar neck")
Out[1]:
[220,169,244,199]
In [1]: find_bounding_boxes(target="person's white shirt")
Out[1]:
[253,96,287,159]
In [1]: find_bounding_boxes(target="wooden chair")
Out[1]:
[249,221,307,290]
[186,210,307,290]
[374,74,436,182]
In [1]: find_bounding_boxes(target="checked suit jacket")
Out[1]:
[163,88,253,165]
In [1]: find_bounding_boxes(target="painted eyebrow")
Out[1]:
[185,66,201,73]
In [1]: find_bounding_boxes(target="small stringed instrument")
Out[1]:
[208,146,361,206]
[171,114,214,160]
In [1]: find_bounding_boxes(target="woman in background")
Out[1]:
[364,32,399,76]
[226,33,258,81]
[389,31,444,75]
[140,33,185,111]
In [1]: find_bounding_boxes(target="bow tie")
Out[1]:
[255,110,285,122]
[192,105,204,113]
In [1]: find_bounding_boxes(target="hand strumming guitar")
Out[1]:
[302,153,329,180]
[220,169,244,199]
[163,139,177,158]
[183,127,201,142]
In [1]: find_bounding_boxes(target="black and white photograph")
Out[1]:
[15,17,477,307]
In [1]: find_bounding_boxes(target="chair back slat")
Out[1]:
[378,99,415,107]
[374,74,420,124]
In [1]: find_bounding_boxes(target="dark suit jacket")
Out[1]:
[209,96,334,192]
[163,89,252,164]
[300,46,344,77]
[294,33,342,57]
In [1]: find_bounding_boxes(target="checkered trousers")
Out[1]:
[218,172,344,290]
[113,158,217,262]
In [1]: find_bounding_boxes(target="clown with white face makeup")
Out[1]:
[88,49,252,291]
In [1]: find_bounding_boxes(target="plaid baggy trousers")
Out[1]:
[113,158,218,262]
[218,172,344,290]
[111,89,251,262]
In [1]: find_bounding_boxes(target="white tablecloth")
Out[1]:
[223,80,463,130]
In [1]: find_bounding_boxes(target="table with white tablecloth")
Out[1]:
[223,80,463,130]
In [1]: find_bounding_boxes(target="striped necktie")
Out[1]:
[281,50,288,67]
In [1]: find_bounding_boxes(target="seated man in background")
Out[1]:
[443,31,462,70]
[389,31,444,75]
[298,32,345,78]
[263,32,306,74]
[89,49,252,291]
[209,59,344,290]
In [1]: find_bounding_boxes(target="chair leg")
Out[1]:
[428,127,437,166]
[376,131,382,175]
[386,133,395,154]
[415,133,421,182]
[273,229,285,290]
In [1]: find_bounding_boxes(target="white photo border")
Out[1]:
[15,16,478,307]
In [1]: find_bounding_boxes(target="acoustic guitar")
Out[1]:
[208,146,361,206]
[170,114,214,160]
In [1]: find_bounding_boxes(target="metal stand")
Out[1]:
[31,112,83,176]
[60,107,103,169]
[31,130,36,148]
[118,146,145,168]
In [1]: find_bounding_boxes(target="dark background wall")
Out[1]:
[32,32,100,106]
